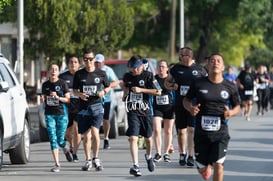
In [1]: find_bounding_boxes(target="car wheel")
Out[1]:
[9,118,30,164]
[0,125,3,170]
[39,122,49,142]
[109,111,119,139]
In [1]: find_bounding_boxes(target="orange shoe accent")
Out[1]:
[168,144,174,154]
[201,165,211,180]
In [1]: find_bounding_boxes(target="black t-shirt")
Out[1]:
[73,68,110,110]
[153,74,173,109]
[123,70,154,116]
[42,79,70,115]
[186,77,240,135]
[59,70,80,113]
[170,63,207,106]
[237,70,255,90]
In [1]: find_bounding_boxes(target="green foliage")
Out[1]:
[23,0,134,65]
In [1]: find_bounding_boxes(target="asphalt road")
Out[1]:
[1,105,273,181]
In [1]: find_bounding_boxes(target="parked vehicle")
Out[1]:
[104,58,157,138]
[0,54,31,170]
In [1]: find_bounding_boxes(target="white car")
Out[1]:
[0,55,31,170]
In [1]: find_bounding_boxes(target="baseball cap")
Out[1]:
[128,59,143,68]
[95,54,105,63]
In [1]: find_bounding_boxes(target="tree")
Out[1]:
[22,0,134,64]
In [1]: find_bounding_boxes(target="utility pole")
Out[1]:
[180,0,184,48]
[169,0,176,62]
[18,0,24,85]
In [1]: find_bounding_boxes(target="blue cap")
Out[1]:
[128,59,142,68]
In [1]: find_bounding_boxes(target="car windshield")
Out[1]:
[107,64,129,80]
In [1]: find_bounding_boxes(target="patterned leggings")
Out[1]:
[45,114,68,150]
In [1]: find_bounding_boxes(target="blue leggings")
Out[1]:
[45,114,68,150]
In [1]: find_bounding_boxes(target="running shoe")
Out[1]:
[73,154,79,162]
[187,156,194,167]
[145,154,155,172]
[200,165,211,180]
[64,150,73,162]
[92,158,103,171]
[82,160,92,171]
[153,153,162,162]
[129,165,142,177]
[103,139,111,149]
[179,153,187,166]
[163,153,171,162]
[51,164,60,172]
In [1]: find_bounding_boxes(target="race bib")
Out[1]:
[83,85,97,96]
[46,96,59,106]
[129,92,143,102]
[180,85,189,96]
[244,90,253,95]
[201,116,221,131]
[69,88,79,98]
[156,95,169,105]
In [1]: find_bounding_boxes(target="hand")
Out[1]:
[224,106,231,119]
[190,104,200,116]
[80,92,89,101]
[131,86,142,93]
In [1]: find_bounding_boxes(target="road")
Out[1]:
[1,106,273,181]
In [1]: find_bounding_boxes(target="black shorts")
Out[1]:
[194,133,230,166]
[67,113,78,128]
[153,105,174,119]
[77,103,104,133]
[174,106,194,129]
[103,102,111,120]
[126,112,153,138]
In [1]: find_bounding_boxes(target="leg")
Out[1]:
[82,129,92,161]
[129,135,139,165]
[212,163,224,181]
[163,118,174,154]
[153,116,162,155]
[91,126,100,158]
[72,120,81,158]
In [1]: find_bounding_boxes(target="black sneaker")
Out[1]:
[73,154,79,162]
[163,154,171,162]
[153,153,162,162]
[82,160,92,171]
[92,158,103,171]
[187,156,194,167]
[179,153,187,166]
[103,139,110,149]
[129,165,142,177]
[145,154,155,172]
[64,150,73,162]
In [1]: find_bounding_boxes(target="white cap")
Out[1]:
[95,54,105,63]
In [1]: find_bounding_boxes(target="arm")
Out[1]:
[164,75,178,90]
[131,86,161,96]
[224,105,241,119]
[183,97,200,116]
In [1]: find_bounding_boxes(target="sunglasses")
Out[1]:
[83,57,94,62]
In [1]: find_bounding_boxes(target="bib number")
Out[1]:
[156,95,169,105]
[46,96,59,106]
[201,116,221,131]
[180,85,189,96]
[244,90,253,95]
[129,92,143,102]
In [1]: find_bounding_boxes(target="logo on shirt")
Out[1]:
[178,71,184,74]
[199,89,208,94]
[220,90,229,99]
[94,77,100,84]
[139,80,145,86]
[55,85,61,92]
[192,70,198,76]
